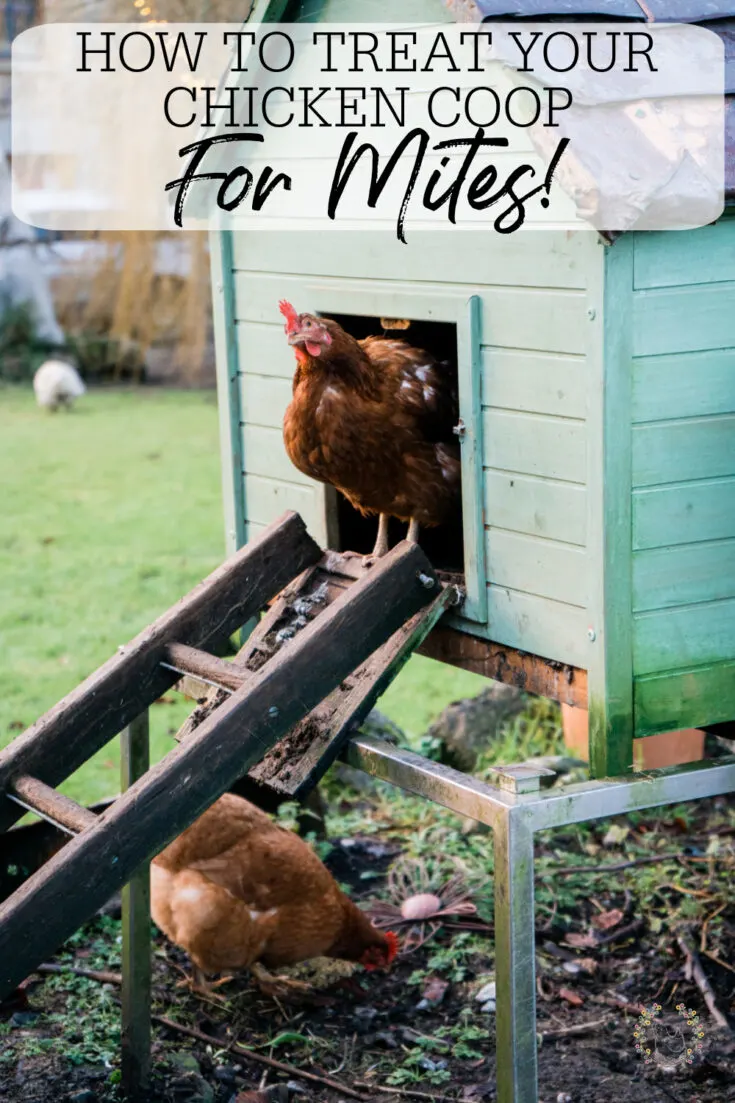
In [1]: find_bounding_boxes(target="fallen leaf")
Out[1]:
[422,976,449,1004]
[559,987,584,1007]
[577,957,598,975]
[592,908,624,931]
[563,931,598,949]
[602,823,629,847]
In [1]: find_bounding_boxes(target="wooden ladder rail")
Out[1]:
[0,511,322,836]
[0,540,440,1003]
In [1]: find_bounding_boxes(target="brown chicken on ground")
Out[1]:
[280,301,461,558]
[151,793,397,994]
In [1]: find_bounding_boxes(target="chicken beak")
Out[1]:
[287,332,306,347]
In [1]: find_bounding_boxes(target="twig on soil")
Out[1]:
[549,853,682,876]
[155,1015,366,1099]
[36,962,122,985]
[676,932,732,1031]
[352,1082,458,1101]
[594,918,645,946]
[537,1017,607,1042]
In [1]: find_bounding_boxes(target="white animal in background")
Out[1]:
[33,360,86,411]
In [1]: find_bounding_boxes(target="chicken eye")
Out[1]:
[303,319,312,328]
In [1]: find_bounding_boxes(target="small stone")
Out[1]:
[69,1092,96,1103]
[475,981,496,1004]
[556,1094,572,1103]
[374,1031,398,1050]
[481,999,497,1014]
[10,1011,38,1027]
[562,961,581,975]
[354,1006,378,1022]
[170,1051,202,1076]
[286,1082,310,1095]
[214,1066,237,1084]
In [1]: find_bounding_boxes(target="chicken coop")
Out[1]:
[213,0,735,781]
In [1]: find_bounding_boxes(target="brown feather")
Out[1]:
[282,314,461,527]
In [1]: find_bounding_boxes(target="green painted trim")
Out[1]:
[210,226,247,555]
[587,237,635,778]
[635,660,735,736]
[458,295,488,625]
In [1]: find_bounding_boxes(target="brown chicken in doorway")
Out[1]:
[280,302,461,559]
[151,793,398,995]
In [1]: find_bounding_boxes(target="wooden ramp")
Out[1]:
[0,511,454,1001]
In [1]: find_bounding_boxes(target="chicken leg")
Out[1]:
[407,518,420,543]
[371,513,391,558]
[249,961,311,998]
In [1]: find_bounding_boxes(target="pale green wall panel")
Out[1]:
[483,410,587,484]
[633,541,735,613]
[482,472,587,547]
[485,530,588,607]
[633,477,735,551]
[632,350,735,423]
[633,282,735,357]
[482,348,587,419]
[633,220,735,290]
[230,230,591,289]
[632,415,735,488]
[634,598,735,677]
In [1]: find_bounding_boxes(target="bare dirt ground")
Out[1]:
[2,790,734,1103]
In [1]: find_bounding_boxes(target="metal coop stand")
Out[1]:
[113,717,735,1103]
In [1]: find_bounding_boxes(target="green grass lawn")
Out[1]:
[1,386,485,806]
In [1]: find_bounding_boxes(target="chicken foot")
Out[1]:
[407,517,420,543]
[249,962,312,998]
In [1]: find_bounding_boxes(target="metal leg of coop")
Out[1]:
[344,736,735,1103]
[493,809,538,1103]
[120,711,152,1100]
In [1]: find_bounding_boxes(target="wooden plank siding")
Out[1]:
[630,227,735,726]
[228,230,599,665]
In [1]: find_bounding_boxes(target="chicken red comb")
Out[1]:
[385,931,400,965]
[278,299,300,334]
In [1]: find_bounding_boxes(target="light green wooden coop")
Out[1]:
[212,0,735,781]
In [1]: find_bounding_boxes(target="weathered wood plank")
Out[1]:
[0,542,439,1000]
[483,471,587,547]
[632,350,735,423]
[418,627,588,707]
[632,416,735,489]
[633,282,735,357]
[249,584,457,797]
[485,585,589,669]
[236,323,294,381]
[483,410,587,484]
[481,348,587,419]
[239,372,292,428]
[0,513,321,833]
[485,529,588,607]
[633,597,735,677]
[163,644,248,694]
[9,777,97,836]
[233,272,589,356]
[633,222,735,290]
[633,541,735,613]
[230,230,591,290]
[241,425,313,487]
[635,660,735,736]
[633,477,735,550]
[244,472,323,532]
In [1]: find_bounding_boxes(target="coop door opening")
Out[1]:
[324,312,464,576]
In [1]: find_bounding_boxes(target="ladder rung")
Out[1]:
[8,776,98,836]
[162,643,249,693]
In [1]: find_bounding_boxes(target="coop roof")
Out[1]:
[473,0,735,211]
